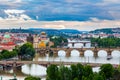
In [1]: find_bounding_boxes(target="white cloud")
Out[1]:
[0,19,120,31]
[97,0,120,6]
[4,9,25,14]
[44,25,65,29]
[4,9,31,20]
[103,0,120,4]
[0,0,22,3]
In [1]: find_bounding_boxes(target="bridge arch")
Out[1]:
[74,43,84,48]
[85,43,91,48]
[111,50,120,57]
[84,50,94,57]
[58,50,66,57]
[98,50,107,57]
[71,49,80,57]
[68,43,72,48]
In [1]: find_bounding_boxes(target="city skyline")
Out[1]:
[0,0,120,31]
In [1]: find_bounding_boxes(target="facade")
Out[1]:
[27,34,34,44]
[0,32,25,50]
[33,32,49,48]
[0,32,16,50]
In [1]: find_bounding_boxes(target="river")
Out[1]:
[1,43,120,80]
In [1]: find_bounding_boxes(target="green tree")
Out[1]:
[70,64,78,80]
[76,63,84,80]
[84,65,93,77]
[24,76,41,80]
[93,73,104,80]
[50,36,68,48]
[59,66,72,80]
[99,64,114,80]
[46,64,59,80]
[18,42,35,60]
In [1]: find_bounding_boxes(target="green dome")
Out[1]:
[4,34,11,38]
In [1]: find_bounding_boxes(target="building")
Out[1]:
[0,32,16,50]
[33,32,49,48]
[0,32,25,51]
[27,34,34,44]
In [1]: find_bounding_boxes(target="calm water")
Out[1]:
[1,43,120,80]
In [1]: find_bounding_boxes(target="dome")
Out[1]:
[38,41,46,48]
[41,32,46,35]
[4,34,11,38]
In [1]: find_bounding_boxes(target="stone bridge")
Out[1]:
[0,61,119,69]
[36,47,120,57]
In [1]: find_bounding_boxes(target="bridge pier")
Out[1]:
[66,50,71,57]
[53,50,58,57]
[13,61,17,72]
[107,50,112,56]
[94,51,98,57]
[80,50,84,57]
[39,49,46,57]
[3,65,7,71]
[72,43,75,47]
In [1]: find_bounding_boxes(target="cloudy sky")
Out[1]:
[0,0,120,31]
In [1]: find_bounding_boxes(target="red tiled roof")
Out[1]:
[0,42,16,46]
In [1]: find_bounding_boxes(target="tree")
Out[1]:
[93,73,104,80]
[59,66,72,80]
[18,42,35,60]
[46,64,59,80]
[76,63,84,80]
[99,64,114,80]
[70,64,78,80]
[24,76,41,80]
[0,50,17,60]
[84,65,93,77]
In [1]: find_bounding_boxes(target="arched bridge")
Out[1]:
[0,61,119,68]
[35,47,120,57]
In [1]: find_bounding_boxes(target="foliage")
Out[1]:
[91,37,120,48]
[59,65,72,80]
[24,76,41,80]
[18,42,35,60]
[0,50,17,60]
[92,73,104,80]
[50,36,68,48]
[0,42,36,60]
[47,63,117,80]
[99,64,114,79]
[46,64,59,80]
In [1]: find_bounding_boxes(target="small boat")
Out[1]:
[107,55,112,60]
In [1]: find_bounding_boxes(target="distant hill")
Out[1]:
[0,28,84,37]
[29,28,83,35]
[59,29,82,34]
[89,28,120,34]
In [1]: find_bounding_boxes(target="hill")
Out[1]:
[90,28,120,34]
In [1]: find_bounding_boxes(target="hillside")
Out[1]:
[90,28,120,34]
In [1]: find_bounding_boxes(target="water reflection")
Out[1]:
[112,50,120,57]
[20,49,120,77]
[71,50,80,57]
[98,50,107,57]
[84,50,93,57]
[22,64,46,76]
[1,49,120,79]
[58,50,66,57]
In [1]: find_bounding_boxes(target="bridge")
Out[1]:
[67,39,91,48]
[0,61,119,68]
[35,47,120,57]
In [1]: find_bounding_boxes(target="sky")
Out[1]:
[0,0,120,31]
